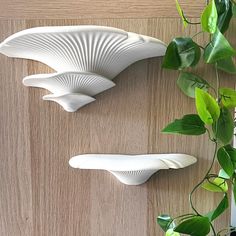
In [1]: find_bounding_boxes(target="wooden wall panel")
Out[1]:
[0,0,205,19]
[0,6,235,236]
[0,20,32,236]
[26,61,92,236]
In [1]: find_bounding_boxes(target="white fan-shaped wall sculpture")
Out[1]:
[23,72,115,95]
[0,25,166,111]
[43,93,95,112]
[0,25,166,79]
[23,71,115,111]
[69,154,197,185]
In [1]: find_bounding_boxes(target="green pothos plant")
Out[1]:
[157,0,236,235]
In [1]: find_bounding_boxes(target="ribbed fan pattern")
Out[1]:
[23,72,115,96]
[112,170,148,176]
[110,170,158,185]
[0,26,166,78]
[0,25,166,111]
[43,93,95,112]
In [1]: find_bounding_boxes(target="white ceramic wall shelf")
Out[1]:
[69,154,197,185]
[43,93,95,112]
[0,25,166,78]
[23,71,115,111]
[23,72,115,95]
[0,25,166,111]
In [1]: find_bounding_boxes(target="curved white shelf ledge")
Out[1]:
[0,25,166,79]
[43,93,95,112]
[69,154,197,185]
[23,71,115,96]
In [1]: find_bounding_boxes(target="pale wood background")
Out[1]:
[0,1,235,236]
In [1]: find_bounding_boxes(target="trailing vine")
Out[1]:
[157,0,236,235]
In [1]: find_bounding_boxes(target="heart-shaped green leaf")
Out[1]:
[217,146,235,177]
[162,37,201,70]
[201,0,218,34]
[204,28,236,63]
[191,42,201,67]
[215,0,233,33]
[162,114,206,135]
[202,177,228,192]
[174,216,211,236]
[157,215,174,232]
[206,194,228,221]
[165,229,180,236]
[219,169,230,179]
[220,87,236,108]
[195,88,220,125]
[178,38,200,68]
[222,144,236,164]
[217,57,236,74]
[213,107,234,144]
[177,72,209,98]
[162,41,181,70]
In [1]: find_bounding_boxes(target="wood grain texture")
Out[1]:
[0,20,32,236]
[0,17,235,236]
[0,0,205,19]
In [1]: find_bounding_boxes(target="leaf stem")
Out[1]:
[206,128,215,141]
[172,213,196,223]
[209,85,218,97]
[215,63,220,100]
[184,18,201,25]
[197,44,205,50]
[188,141,218,236]
[192,31,204,39]
[188,65,221,236]
[189,140,218,213]
[210,222,217,235]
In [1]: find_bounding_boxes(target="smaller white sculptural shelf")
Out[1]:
[69,154,197,185]
[23,72,115,95]
[23,72,115,111]
[0,25,166,79]
[43,93,95,112]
